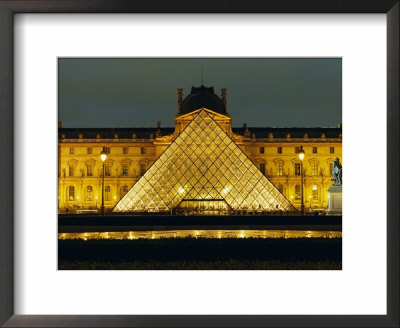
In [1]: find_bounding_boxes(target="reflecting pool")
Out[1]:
[58,229,341,240]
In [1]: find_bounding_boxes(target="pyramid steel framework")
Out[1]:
[113,109,295,214]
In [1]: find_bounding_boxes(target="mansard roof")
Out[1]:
[231,127,342,139]
[58,126,341,139]
[58,127,175,139]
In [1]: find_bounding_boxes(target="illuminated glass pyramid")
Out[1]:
[113,109,294,214]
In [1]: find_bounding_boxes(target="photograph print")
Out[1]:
[58,58,342,270]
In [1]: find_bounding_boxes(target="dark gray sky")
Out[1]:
[58,58,341,128]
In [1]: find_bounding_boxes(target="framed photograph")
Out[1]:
[0,1,398,327]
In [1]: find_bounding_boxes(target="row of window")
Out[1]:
[68,185,129,202]
[69,147,147,155]
[67,184,320,203]
[260,146,335,154]
[68,163,147,177]
[276,184,319,200]
[260,162,333,177]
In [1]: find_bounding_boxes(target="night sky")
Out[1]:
[58,58,341,128]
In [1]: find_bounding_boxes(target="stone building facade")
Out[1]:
[58,86,341,213]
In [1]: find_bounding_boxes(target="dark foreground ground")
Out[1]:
[59,214,342,228]
[59,237,342,270]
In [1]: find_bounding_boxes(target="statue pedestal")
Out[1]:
[327,185,342,215]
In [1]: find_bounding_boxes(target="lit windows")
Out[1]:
[311,162,319,176]
[104,164,111,176]
[68,186,75,201]
[87,147,92,154]
[259,147,264,154]
[122,164,129,176]
[123,147,128,154]
[260,163,265,175]
[87,164,93,177]
[312,185,318,200]
[313,147,317,154]
[105,186,111,201]
[277,147,282,154]
[86,186,93,201]
[277,162,283,176]
[295,185,300,200]
[330,147,335,154]
[294,163,301,176]
[69,147,74,154]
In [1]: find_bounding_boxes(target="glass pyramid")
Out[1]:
[113,109,294,214]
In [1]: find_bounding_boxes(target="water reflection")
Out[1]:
[58,229,341,240]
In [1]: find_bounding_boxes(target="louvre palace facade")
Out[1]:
[58,85,342,214]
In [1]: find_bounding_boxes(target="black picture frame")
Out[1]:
[0,1,398,327]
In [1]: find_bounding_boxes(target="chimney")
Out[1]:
[221,89,227,107]
[156,121,161,137]
[243,123,250,138]
[177,89,183,114]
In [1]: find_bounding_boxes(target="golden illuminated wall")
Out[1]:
[58,138,159,212]
[58,109,342,213]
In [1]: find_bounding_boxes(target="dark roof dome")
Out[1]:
[180,85,226,115]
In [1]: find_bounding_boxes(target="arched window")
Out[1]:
[68,186,75,201]
[68,164,75,177]
[312,185,319,200]
[311,162,319,176]
[277,162,284,176]
[294,163,301,176]
[120,185,128,198]
[86,186,93,201]
[295,185,300,200]
[105,186,111,201]
[86,164,93,177]
[104,164,111,176]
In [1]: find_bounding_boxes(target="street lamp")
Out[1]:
[100,147,107,216]
[298,147,305,216]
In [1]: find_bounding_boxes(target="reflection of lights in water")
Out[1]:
[59,230,342,240]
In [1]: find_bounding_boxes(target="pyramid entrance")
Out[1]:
[113,109,295,215]
[177,199,231,215]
